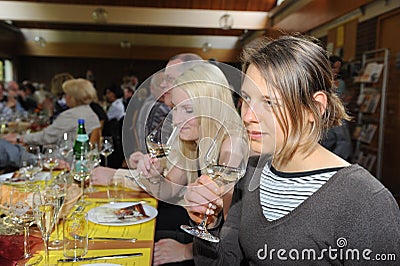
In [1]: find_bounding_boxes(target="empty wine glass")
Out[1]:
[180,125,249,243]
[33,188,57,266]
[100,136,114,167]
[86,142,101,192]
[47,173,68,250]
[20,145,43,181]
[9,185,43,265]
[57,132,74,173]
[71,146,91,206]
[43,144,59,181]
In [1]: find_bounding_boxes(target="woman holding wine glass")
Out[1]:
[184,35,400,265]
[136,62,249,265]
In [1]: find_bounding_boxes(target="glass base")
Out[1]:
[48,239,63,250]
[180,224,220,243]
[20,253,42,266]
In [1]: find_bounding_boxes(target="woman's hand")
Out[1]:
[184,175,223,225]
[153,239,192,266]
[91,166,117,186]
[136,154,163,179]
[128,151,144,169]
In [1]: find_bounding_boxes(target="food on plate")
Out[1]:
[113,203,149,220]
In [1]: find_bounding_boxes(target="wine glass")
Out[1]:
[57,132,74,173]
[43,144,59,181]
[71,146,91,206]
[33,188,57,266]
[9,185,43,265]
[180,125,249,243]
[20,145,43,181]
[47,173,68,250]
[86,142,101,192]
[144,125,178,184]
[100,136,114,167]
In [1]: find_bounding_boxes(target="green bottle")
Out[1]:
[73,119,89,159]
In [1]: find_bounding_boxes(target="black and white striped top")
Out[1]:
[260,164,341,221]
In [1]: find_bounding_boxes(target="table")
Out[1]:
[21,186,157,266]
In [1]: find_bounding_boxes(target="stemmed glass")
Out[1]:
[57,132,74,173]
[43,144,59,181]
[71,147,91,206]
[20,145,43,181]
[9,185,43,265]
[47,173,68,250]
[86,142,101,192]
[144,125,178,184]
[33,188,57,266]
[99,136,114,167]
[180,125,249,243]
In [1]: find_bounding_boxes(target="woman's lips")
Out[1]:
[247,130,263,140]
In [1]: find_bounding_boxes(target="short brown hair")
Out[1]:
[51,72,74,96]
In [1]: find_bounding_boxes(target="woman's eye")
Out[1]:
[185,108,193,114]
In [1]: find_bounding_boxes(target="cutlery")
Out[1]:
[57,252,143,262]
[88,237,137,242]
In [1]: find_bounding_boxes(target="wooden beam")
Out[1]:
[19,42,242,62]
[271,0,375,33]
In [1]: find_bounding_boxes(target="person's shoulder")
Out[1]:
[336,164,387,195]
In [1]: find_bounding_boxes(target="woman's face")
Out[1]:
[171,87,199,142]
[241,64,284,155]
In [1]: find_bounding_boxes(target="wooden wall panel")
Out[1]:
[377,8,400,195]
[20,43,241,63]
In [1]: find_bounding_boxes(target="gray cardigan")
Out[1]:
[24,105,100,145]
[193,157,400,265]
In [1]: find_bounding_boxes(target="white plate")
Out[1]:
[87,202,157,226]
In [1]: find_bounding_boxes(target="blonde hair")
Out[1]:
[241,34,350,166]
[62,78,97,107]
[51,72,74,97]
[169,62,242,182]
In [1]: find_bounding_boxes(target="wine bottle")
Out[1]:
[73,119,89,159]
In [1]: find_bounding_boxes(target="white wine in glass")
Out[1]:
[43,144,59,181]
[33,191,57,266]
[100,136,114,167]
[180,125,249,243]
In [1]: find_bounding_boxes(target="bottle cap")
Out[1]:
[78,119,85,124]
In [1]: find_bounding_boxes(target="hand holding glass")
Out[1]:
[181,126,249,243]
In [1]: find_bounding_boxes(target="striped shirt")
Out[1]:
[260,164,341,221]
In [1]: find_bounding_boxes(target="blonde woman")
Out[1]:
[137,62,245,203]
[4,78,100,145]
[136,62,247,266]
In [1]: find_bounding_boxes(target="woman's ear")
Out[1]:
[309,91,328,122]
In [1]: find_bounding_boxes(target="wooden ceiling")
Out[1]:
[0,0,375,61]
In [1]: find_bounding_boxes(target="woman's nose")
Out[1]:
[241,103,257,123]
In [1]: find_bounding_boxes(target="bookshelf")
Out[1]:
[353,49,389,179]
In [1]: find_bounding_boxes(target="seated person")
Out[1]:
[3,79,100,146]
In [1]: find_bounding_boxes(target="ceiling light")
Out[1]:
[219,14,234,30]
[34,36,46,47]
[120,40,131,48]
[202,42,212,52]
[92,8,108,24]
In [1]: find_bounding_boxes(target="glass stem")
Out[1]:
[80,178,85,203]
[104,156,108,168]
[43,237,50,265]
[23,225,31,258]
[197,208,210,231]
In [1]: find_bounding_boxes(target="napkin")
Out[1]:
[0,235,42,266]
